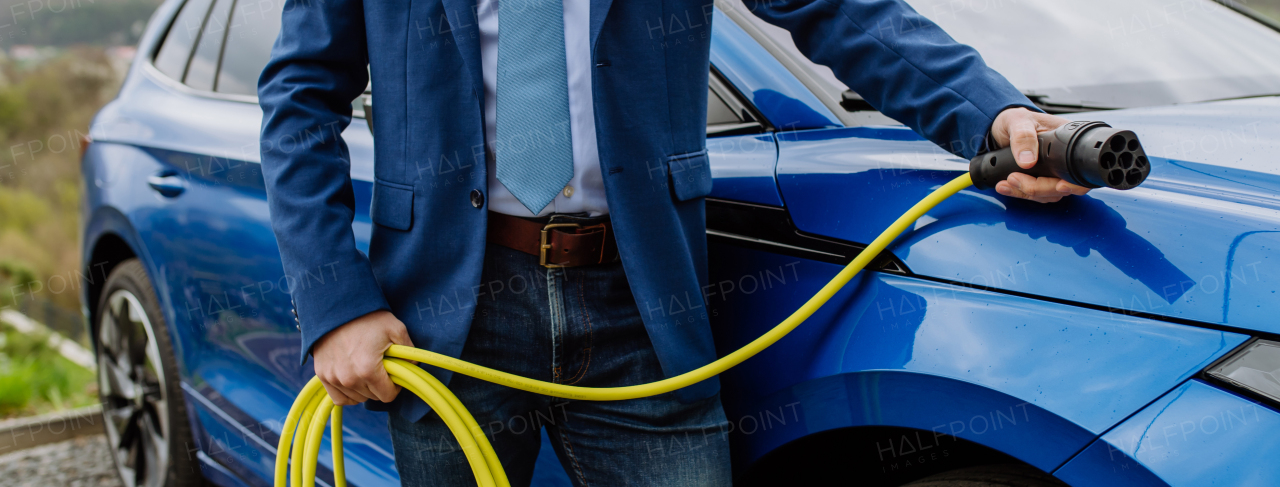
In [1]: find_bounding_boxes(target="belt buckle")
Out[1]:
[540,223,581,268]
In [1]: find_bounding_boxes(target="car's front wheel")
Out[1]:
[95,258,202,487]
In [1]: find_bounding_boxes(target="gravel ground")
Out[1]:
[0,435,123,487]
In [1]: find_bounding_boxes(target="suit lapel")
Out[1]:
[439,0,484,101]
[589,0,615,51]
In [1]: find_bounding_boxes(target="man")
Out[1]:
[257,0,1085,484]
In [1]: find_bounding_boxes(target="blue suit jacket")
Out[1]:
[258,0,1034,421]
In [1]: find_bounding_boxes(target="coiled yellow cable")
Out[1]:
[275,172,975,487]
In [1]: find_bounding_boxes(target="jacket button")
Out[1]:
[470,189,484,209]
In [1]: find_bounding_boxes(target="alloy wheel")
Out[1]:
[97,289,170,487]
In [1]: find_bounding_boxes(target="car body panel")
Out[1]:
[1055,379,1280,487]
[774,117,1280,336]
[198,450,257,487]
[706,243,1248,471]
[705,133,782,206]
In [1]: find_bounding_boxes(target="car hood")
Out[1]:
[775,97,1280,336]
[1089,96,1280,178]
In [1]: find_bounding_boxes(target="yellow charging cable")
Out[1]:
[275,172,976,487]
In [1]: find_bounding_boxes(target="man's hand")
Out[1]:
[312,310,413,406]
[989,107,1091,203]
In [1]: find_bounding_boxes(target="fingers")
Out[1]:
[384,316,417,365]
[1009,118,1040,169]
[318,375,363,406]
[310,311,411,405]
[364,366,403,403]
[989,108,1085,204]
[387,321,413,348]
[338,361,398,404]
[990,107,1071,169]
[319,362,397,405]
[1032,111,1070,131]
[996,174,1083,203]
[1056,180,1091,196]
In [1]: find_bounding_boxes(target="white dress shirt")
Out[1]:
[478,0,608,217]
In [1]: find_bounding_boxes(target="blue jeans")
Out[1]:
[388,238,732,486]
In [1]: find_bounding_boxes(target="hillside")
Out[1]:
[0,0,162,47]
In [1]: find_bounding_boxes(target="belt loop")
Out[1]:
[578,222,608,265]
[598,224,608,264]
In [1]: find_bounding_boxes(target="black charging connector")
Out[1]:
[969,121,1150,191]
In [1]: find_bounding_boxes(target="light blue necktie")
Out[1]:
[496,0,574,214]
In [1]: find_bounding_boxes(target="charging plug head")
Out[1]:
[969,121,1150,191]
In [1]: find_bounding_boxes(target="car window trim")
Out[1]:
[708,64,771,137]
[211,0,238,92]
[142,22,369,119]
[179,0,218,84]
[143,61,258,104]
[146,0,190,62]
[144,59,372,120]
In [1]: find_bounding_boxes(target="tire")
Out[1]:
[902,464,1068,487]
[95,258,203,487]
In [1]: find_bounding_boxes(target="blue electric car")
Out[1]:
[80,0,1280,485]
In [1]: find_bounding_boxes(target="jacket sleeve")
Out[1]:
[257,0,389,364]
[748,0,1040,159]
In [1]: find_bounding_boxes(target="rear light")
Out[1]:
[79,132,92,160]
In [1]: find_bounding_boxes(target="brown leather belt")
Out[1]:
[487,212,619,268]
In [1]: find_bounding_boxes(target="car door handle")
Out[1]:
[147,170,186,197]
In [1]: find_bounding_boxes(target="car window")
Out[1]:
[216,0,284,96]
[153,0,215,81]
[707,87,741,126]
[185,0,233,91]
[734,0,1280,110]
[901,0,1280,108]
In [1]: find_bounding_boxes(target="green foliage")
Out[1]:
[0,260,37,284]
[0,325,97,418]
[0,48,115,311]
[0,0,162,47]
[0,41,127,417]
[0,48,113,142]
[0,259,39,309]
[0,188,53,233]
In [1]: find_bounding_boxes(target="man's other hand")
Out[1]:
[989,107,1091,203]
[312,309,413,406]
